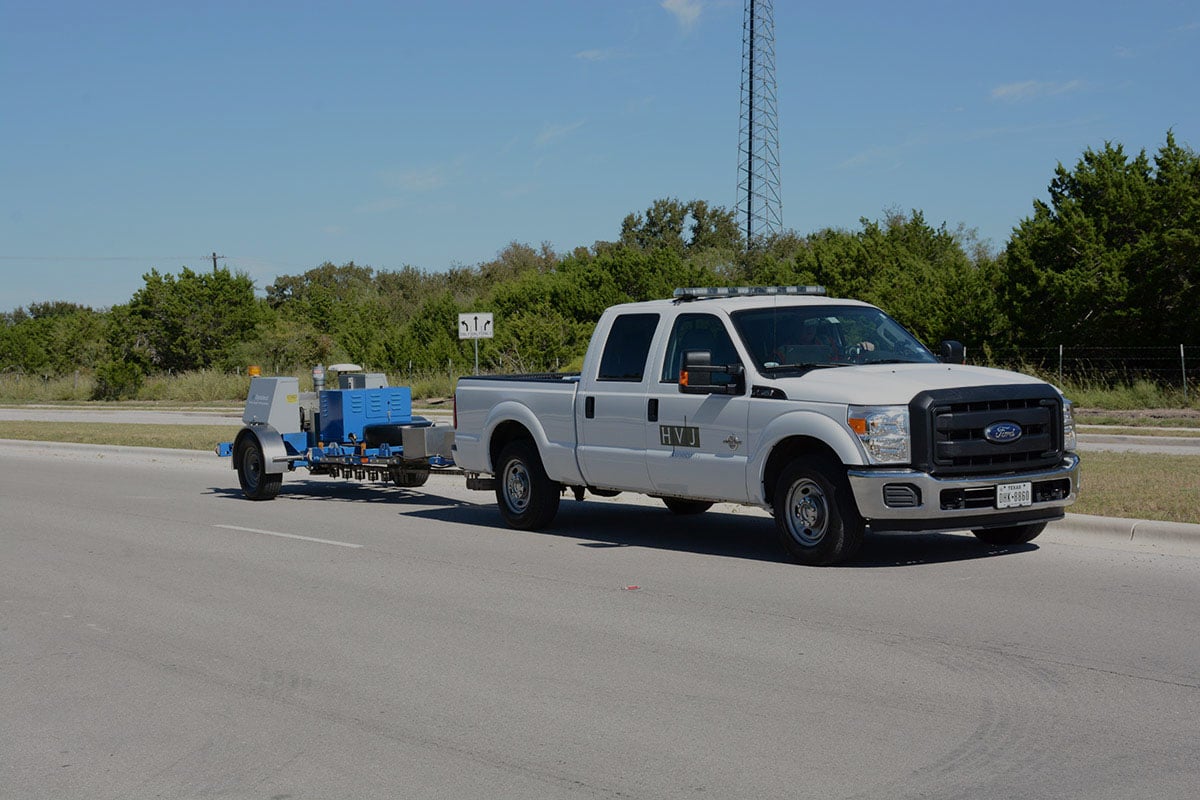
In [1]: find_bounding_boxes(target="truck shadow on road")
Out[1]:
[404,500,1039,568]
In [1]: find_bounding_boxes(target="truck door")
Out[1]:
[575,312,662,492]
[646,313,752,503]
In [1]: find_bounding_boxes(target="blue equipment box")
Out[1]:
[319,387,412,444]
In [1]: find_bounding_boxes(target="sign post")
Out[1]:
[457,312,494,374]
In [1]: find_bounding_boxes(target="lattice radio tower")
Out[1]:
[736,0,782,244]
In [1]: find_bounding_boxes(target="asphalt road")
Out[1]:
[1,441,1197,799]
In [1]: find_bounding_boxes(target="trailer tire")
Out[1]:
[773,455,863,566]
[389,465,431,488]
[236,437,282,500]
[661,497,713,515]
[495,440,560,530]
[972,522,1046,546]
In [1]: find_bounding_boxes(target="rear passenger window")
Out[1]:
[597,314,660,382]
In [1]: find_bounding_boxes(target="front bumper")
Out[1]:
[846,453,1080,534]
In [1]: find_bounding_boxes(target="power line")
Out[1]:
[0,255,203,261]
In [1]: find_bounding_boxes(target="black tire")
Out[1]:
[236,437,282,500]
[389,465,431,488]
[494,440,560,530]
[972,522,1047,546]
[773,456,864,565]
[661,497,713,515]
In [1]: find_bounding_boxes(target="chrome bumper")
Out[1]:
[846,453,1080,533]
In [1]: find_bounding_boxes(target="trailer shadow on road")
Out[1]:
[206,479,472,508]
[403,499,1039,569]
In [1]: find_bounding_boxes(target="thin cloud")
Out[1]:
[991,79,1084,102]
[535,121,584,147]
[390,166,447,192]
[575,48,625,62]
[662,0,702,31]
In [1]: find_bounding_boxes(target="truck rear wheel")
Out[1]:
[773,456,863,565]
[236,437,282,500]
[495,440,560,530]
[661,497,713,515]
[972,522,1046,546]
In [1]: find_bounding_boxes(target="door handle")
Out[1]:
[585,396,595,418]
[647,398,659,422]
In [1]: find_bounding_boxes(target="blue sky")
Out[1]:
[2,0,1197,311]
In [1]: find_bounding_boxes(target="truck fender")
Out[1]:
[232,424,289,475]
[481,400,585,485]
[748,410,865,502]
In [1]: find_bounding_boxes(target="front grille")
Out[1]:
[911,385,1064,477]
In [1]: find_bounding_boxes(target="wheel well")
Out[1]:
[762,436,844,505]
[488,421,534,472]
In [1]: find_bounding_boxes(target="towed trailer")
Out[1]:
[216,370,455,500]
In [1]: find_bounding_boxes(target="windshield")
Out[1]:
[730,305,937,372]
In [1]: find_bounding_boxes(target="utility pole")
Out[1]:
[210,251,225,272]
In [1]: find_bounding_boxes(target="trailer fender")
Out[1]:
[232,424,289,474]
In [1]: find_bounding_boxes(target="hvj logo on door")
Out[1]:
[660,425,700,448]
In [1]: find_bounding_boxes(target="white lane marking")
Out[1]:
[213,524,363,549]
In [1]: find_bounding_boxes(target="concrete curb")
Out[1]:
[1052,513,1200,549]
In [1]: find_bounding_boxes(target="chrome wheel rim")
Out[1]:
[785,478,828,546]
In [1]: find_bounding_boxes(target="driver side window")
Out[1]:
[660,313,740,383]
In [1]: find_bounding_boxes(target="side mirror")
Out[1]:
[679,350,743,395]
[938,340,966,364]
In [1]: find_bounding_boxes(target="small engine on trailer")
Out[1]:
[216,367,455,500]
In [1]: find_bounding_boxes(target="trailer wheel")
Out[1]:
[773,456,863,566]
[236,437,282,500]
[972,522,1046,546]
[389,465,431,488]
[661,497,713,515]
[495,440,560,530]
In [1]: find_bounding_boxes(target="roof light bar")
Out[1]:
[672,285,827,300]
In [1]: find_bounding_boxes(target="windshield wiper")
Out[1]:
[763,362,848,372]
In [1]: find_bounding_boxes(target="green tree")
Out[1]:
[1001,132,1200,347]
[741,211,1003,348]
[619,198,742,254]
[128,267,263,372]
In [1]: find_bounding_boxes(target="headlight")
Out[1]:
[847,405,910,464]
[1062,397,1077,452]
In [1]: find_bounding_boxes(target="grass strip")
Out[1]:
[1074,451,1200,524]
[0,422,241,452]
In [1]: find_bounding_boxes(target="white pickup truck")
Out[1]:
[453,286,1079,565]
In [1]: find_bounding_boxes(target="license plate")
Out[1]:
[996,482,1033,509]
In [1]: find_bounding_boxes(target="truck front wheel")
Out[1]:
[236,437,282,500]
[972,522,1046,546]
[773,457,864,565]
[495,440,560,530]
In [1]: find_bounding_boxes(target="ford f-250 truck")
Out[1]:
[453,286,1079,565]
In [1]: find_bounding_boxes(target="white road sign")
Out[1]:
[458,312,494,339]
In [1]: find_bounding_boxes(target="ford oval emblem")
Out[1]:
[984,421,1023,444]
